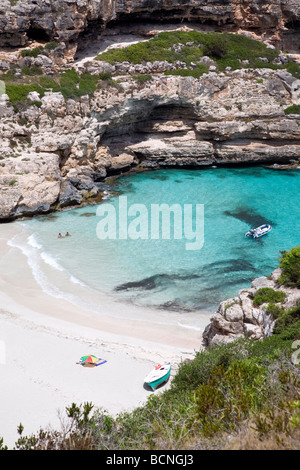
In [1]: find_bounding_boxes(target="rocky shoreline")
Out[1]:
[1,64,300,222]
[203,267,300,347]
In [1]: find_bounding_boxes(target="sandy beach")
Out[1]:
[0,221,205,449]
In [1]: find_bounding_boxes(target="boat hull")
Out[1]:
[144,364,171,391]
[245,224,272,239]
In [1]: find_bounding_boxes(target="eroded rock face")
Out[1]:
[202,269,300,347]
[0,152,61,219]
[0,0,299,48]
[1,66,300,220]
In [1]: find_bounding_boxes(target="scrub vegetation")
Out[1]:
[96,31,300,79]
[1,68,114,106]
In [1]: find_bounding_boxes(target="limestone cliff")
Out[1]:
[0,0,299,51]
[1,63,300,220]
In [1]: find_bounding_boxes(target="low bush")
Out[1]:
[253,287,286,306]
[96,31,279,74]
[21,47,44,58]
[278,246,300,288]
[5,83,45,103]
[132,74,152,83]
[284,105,300,115]
[165,64,208,78]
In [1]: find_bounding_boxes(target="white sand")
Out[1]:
[0,222,205,449]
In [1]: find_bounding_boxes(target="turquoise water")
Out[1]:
[13,166,300,319]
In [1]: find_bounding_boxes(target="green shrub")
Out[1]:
[278,246,300,288]
[21,47,44,58]
[273,306,300,335]
[22,65,43,76]
[203,37,227,59]
[265,303,285,318]
[132,74,152,83]
[284,105,300,115]
[5,84,44,104]
[38,76,60,91]
[96,31,279,71]
[286,61,300,78]
[44,42,60,51]
[194,359,267,436]
[165,64,208,78]
[58,69,99,99]
[253,287,286,306]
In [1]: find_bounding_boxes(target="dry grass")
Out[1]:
[226,420,300,450]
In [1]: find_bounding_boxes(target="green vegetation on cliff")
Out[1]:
[278,246,300,288]
[2,31,300,109]
[1,68,113,107]
[96,30,300,79]
[2,246,299,450]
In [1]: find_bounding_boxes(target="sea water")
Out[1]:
[9,166,300,326]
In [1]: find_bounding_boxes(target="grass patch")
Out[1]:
[5,84,45,104]
[253,288,287,307]
[96,31,280,73]
[21,65,43,76]
[284,105,300,115]
[20,42,60,58]
[165,64,208,78]
[2,68,113,106]
[95,30,300,80]
[132,74,152,83]
[21,47,44,58]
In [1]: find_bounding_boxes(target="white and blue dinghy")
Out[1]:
[144,363,171,391]
[245,224,272,239]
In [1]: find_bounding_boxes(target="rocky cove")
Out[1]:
[1,2,300,334]
[1,44,300,219]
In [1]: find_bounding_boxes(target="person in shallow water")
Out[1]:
[65,232,71,237]
[58,233,63,238]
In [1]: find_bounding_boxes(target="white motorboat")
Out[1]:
[245,224,272,239]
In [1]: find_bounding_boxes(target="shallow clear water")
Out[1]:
[12,166,300,321]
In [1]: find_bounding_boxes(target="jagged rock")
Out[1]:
[251,276,275,289]
[58,180,82,207]
[202,268,300,347]
[243,323,263,340]
[1,66,300,219]
[0,152,61,219]
[0,0,299,51]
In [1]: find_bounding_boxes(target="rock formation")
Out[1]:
[1,63,300,220]
[0,0,300,51]
[202,268,300,346]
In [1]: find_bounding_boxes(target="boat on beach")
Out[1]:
[144,363,171,391]
[245,224,272,239]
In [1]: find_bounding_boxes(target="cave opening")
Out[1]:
[285,19,300,29]
[26,26,51,42]
[75,18,106,52]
